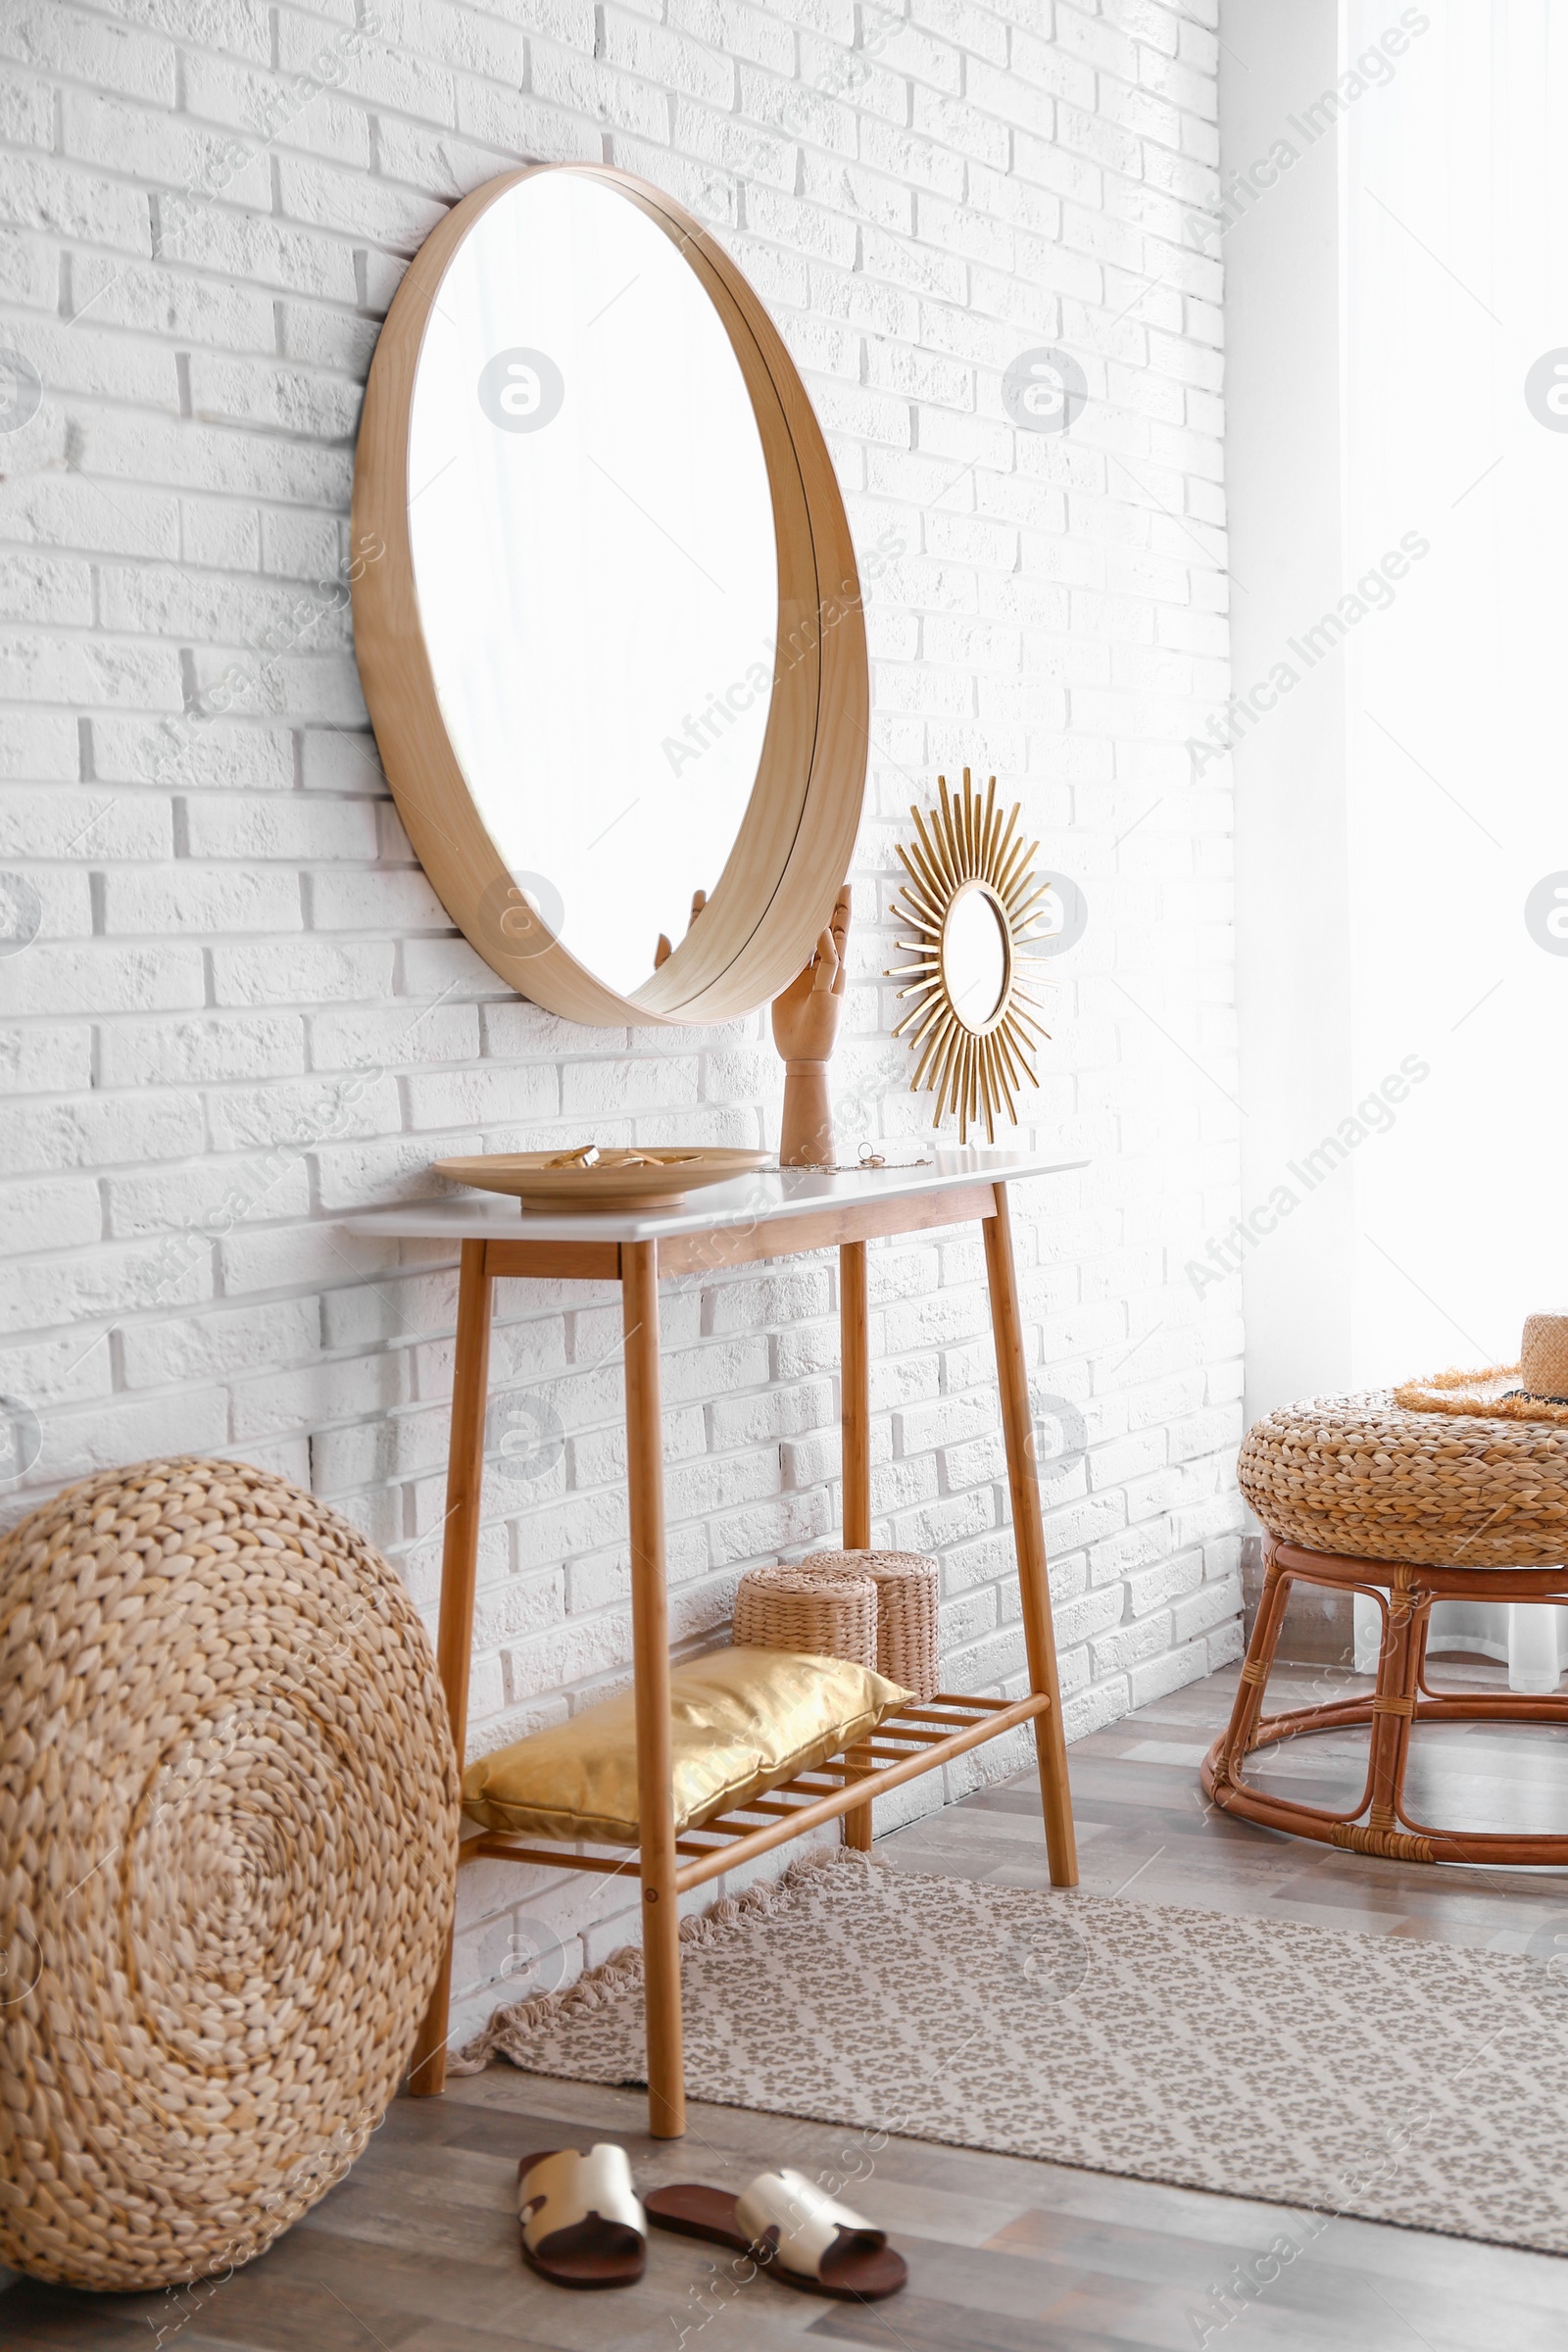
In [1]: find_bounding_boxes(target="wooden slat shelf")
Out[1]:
[464,1690,1047,1895]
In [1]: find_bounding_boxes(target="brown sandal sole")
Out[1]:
[645,2183,906,2300]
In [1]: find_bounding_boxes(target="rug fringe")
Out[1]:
[450,1845,867,2075]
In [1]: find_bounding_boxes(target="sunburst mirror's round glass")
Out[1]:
[405,172,778,1000]
[943,886,1009,1031]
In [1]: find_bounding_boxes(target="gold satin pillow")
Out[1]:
[462,1647,909,1845]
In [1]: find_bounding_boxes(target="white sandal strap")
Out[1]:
[734,2169,883,2279]
[519,2145,645,2251]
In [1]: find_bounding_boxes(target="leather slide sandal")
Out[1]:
[645,2167,907,2300]
[516,2144,647,2289]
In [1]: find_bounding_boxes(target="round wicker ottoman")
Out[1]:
[1206,1390,1568,1864]
[0,1457,460,2290]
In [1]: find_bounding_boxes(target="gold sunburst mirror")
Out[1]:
[890,770,1053,1143]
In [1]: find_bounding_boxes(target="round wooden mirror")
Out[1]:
[352,165,868,1027]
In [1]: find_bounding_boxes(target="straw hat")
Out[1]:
[1394,1313,1568,1423]
[1522,1313,1568,1401]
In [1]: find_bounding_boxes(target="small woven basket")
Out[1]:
[732,1561,878,1674]
[799,1548,941,1701]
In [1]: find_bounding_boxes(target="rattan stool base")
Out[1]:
[1202,1540,1568,1866]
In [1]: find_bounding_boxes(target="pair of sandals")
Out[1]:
[516,2141,907,2300]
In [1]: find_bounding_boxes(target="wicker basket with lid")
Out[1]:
[799,1547,941,1701]
[732,1560,879,1674]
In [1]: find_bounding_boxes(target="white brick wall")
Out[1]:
[0,0,1243,2032]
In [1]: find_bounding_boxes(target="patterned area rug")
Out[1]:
[462,1849,1568,2255]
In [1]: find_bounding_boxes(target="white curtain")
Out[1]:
[1344,0,1568,1688]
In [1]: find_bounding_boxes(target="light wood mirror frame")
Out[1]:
[351,164,869,1028]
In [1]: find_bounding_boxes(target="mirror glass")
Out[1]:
[943,886,1009,1031]
[406,172,778,1000]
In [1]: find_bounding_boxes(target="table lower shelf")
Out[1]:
[465,1689,1048,1894]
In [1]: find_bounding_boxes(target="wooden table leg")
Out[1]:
[409,1239,494,2095]
[982,1184,1079,1887]
[622,1241,685,2139]
[840,1238,873,1850]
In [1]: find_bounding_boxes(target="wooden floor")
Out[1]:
[8,1659,1568,2350]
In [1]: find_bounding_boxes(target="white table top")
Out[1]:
[337,1146,1086,1246]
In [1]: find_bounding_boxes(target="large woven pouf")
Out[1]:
[1205,1390,1568,1864]
[1238,1386,1568,1566]
[0,1457,459,2290]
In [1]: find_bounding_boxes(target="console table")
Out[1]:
[341,1148,1082,2137]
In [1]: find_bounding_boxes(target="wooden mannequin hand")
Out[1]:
[770,886,851,1064]
[771,887,851,1167]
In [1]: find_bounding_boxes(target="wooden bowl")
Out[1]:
[434,1147,770,1211]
